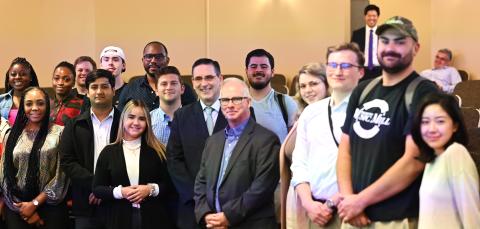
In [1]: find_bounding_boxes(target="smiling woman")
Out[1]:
[0,87,69,229]
[0,58,40,125]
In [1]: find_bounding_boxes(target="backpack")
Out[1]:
[274,92,289,129]
[359,76,427,115]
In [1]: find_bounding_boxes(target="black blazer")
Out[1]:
[59,109,120,216]
[167,101,228,229]
[92,141,175,229]
[351,26,366,52]
[194,118,280,229]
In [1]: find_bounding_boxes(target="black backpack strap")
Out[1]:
[275,92,289,128]
[359,76,382,105]
[404,76,427,114]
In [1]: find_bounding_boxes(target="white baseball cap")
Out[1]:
[100,46,126,61]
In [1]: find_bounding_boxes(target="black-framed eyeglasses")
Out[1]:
[143,53,167,61]
[326,62,361,70]
[219,97,249,105]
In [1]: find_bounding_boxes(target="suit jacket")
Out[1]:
[167,101,228,229]
[92,141,175,229]
[59,108,120,216]
[351,26,366,52]
[194,118,280,228]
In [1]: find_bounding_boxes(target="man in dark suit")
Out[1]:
[194,78,280,228]
[167,58,228,229]
[60,69,120,229]
[351,4,382,81]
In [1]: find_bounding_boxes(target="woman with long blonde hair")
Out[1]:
[93,100,174,229]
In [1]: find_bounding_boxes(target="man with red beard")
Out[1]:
[245,49,297,143]
[117,41,197,111]
[336,16,438,228]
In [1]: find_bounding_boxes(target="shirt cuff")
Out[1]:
[113,185,123,199]
[148,183,159,197]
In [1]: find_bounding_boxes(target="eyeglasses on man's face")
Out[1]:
[143,53,167,61]
[192,75,217,83]
[219,97,249,106]
[326,62,361,70]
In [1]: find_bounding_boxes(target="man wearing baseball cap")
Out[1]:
[99,46,127,107]
[336,16,438,228]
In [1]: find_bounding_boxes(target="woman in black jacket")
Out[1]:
[93,100,175,229]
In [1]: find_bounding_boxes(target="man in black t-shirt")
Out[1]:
[336,16,438,228]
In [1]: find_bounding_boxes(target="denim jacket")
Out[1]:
[0,90,14,120]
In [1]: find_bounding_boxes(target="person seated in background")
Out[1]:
[50,61,84,126]
[420,48,462,94]
[0,57,40,125]
[280,62,329,229]
[411,92,480,228]
[150,66,184,146]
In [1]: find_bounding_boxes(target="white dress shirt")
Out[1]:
[200,99,221,125]
[91,108,114,172]
[290,96,349,199]
[420,66,462,93]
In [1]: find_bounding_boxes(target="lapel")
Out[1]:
[77,111,95,172]
[213,108,227,133]
[138,139,150,185]
[109,108,120,143]
[209,132,226,190]
[116,142,132,186]
[193,102,210,138]
[219,118,255,187]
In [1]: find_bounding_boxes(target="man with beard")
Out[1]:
[245,49,297,143]
[150,65,184,146]
[118,41,197,111]
[336,16,438,228]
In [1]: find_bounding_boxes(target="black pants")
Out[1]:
[4,203,68,229]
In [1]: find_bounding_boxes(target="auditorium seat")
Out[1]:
[453,80,480,107]
[289,75,299,96]
[461,107,480,174]
[458,69,470,81]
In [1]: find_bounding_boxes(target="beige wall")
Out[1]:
[1,0,478,89]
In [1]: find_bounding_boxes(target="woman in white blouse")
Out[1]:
[411,92,480,229]
[93,100,175,229]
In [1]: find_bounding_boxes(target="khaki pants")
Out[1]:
[308,214,342,229]
[340,218,418,229]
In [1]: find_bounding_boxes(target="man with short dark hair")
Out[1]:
[337,16,438,228]
[167,58,228,229]
[245,49,297,143]
[150,65,185,146]
[195,78,280,228]
[60,69,121,229]
[351,4,382,81]
[420,48,462,93]
[99,46,127,107]
[118,41,197,111]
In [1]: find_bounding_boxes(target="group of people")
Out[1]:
[0,5,478,229]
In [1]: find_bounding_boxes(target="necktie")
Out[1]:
[205,106,214,135]
[368,29,374,70]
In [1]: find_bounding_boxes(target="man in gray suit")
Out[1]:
[194,78,280,228]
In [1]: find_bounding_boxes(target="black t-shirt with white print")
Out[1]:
[341,71,438,221]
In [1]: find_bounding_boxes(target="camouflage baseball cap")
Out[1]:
[376,16,418,42]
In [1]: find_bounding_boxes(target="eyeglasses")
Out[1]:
[435,55,449,61]
[219,97,249,105]
[143,54,167,61]
[192,75,217,82]
[326,62,361,70]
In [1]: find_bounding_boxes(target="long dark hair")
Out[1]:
[411,92,468,162]
[3,87,51,201]
[4,57,39,92]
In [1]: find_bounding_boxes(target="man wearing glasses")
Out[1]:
[167,58,228,229]
[117,41,196,111]
[290,43,364,229]
[420,48,462,94]
[195,77,280,229]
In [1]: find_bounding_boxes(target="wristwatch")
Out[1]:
[325,199,336,210]
[32,199,39,207]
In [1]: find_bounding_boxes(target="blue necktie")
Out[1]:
[368,29,374,70]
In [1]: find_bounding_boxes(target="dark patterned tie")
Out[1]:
[368,29,374,70]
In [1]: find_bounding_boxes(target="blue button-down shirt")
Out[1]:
[215,119,249,212]
[0,90,13,120]
[150,107,172,146]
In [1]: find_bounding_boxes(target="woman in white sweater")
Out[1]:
[411,92,480,229]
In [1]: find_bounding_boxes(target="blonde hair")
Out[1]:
[114,100,167,160]
[294,62,329,112]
